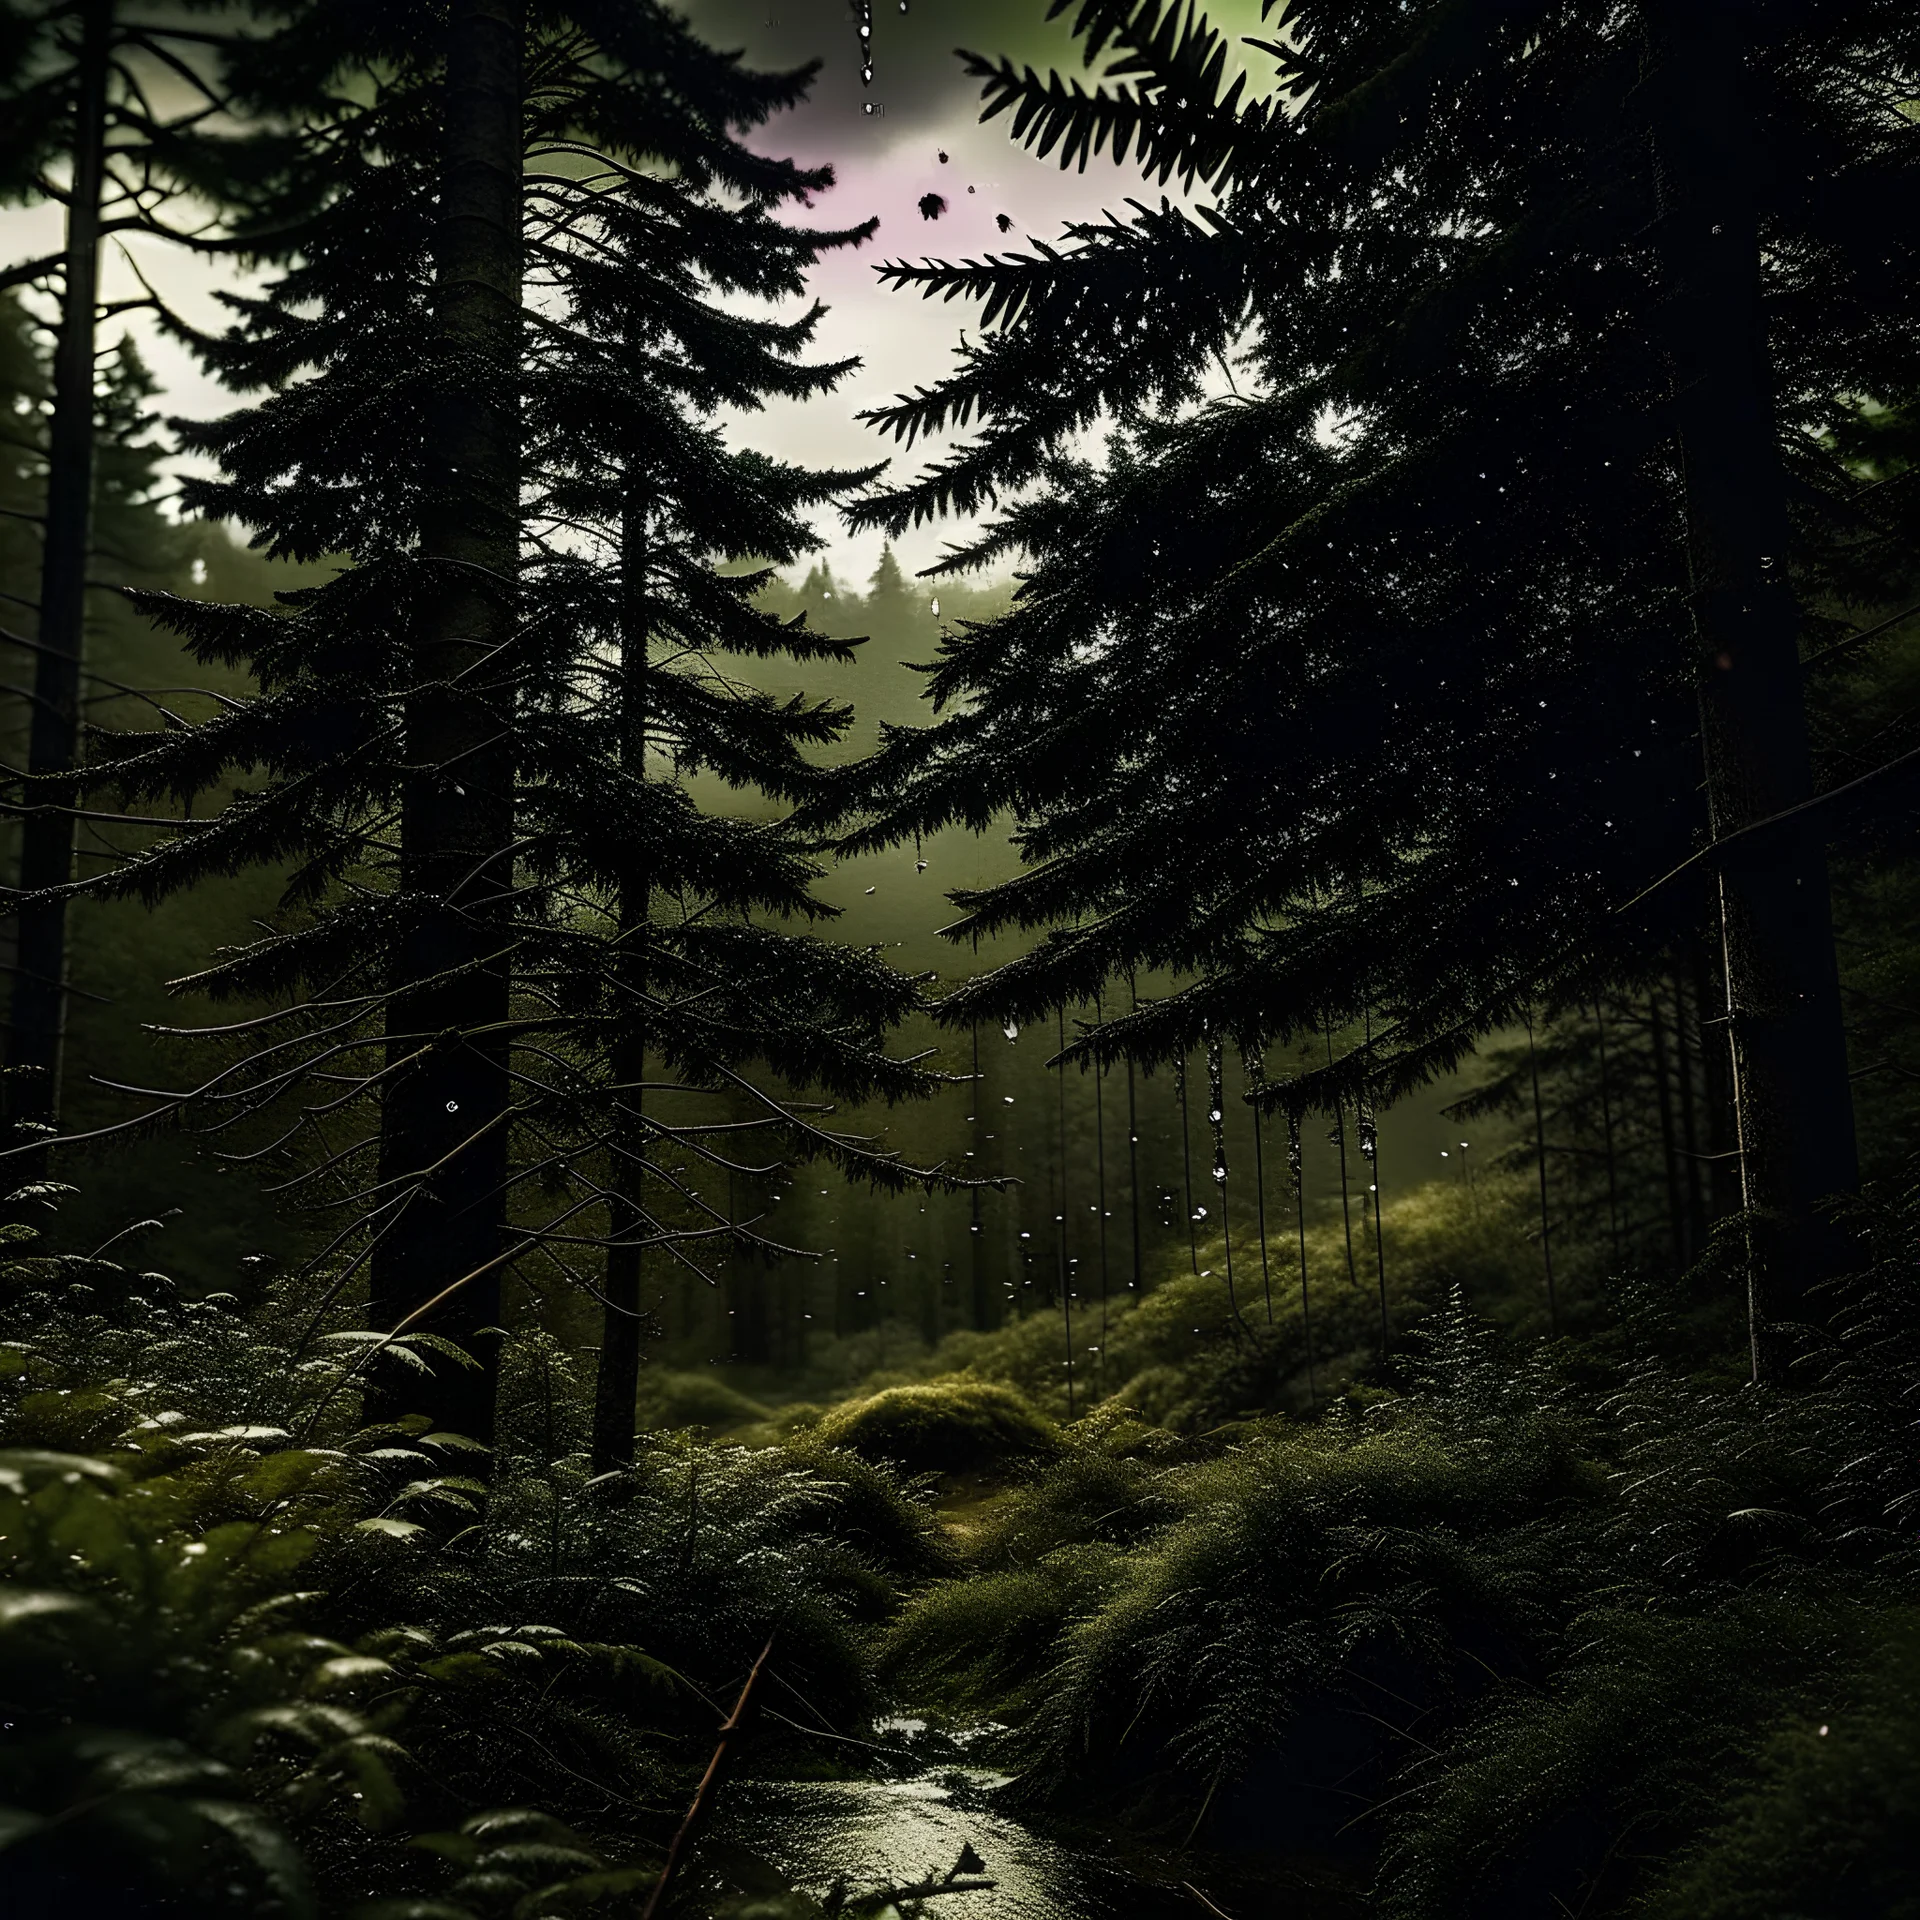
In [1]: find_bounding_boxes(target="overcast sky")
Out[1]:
[0,0,1285,588]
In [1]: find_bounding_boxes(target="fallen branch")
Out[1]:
[642,1632,776,1920]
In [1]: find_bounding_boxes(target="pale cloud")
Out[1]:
[1,0,1288,583]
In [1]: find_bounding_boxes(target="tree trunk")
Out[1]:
[1644,0,1859,1355]
[591,477,651,1473]
[969,1020,994,1329]
[1647,988,1691,1272]
[1670,968,1709,1252]
[1524,1010,1558,1336]
[6,0,111,1173]
[1592,999,1623,1270]
[1690,927,1743,1224]
[369,0,523,1444]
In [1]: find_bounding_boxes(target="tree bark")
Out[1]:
[6,0,111,1173]
[1670,968,1709,1252]
[590,476,651,1473]
[1690,930,1742,1223]
[1644,0,1859,1356]
[369,0,523,1444]
[1647,988,1691,1272]
[1524,1011,1558,1336]
[1592,999,1623,1270]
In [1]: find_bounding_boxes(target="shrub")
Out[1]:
[1636,1609,1920,1920]
[878,1548,1127,1722]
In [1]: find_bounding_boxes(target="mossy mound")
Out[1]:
[634,1369,771,1434]
[810,1378,1064,1478]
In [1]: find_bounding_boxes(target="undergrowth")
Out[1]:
[877,1182,1920,1916]
[6,1169,1916,1917]
[0,1196,945,1918]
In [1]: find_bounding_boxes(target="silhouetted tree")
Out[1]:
[817,0,1920,1366]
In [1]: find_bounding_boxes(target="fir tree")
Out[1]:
[864,541,916,624]
[818,0,1920,1363]
[51,1,958,1448]
[0,3,311,1168]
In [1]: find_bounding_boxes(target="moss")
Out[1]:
[633,1369,772,1435]
[809,1378,1065,1479]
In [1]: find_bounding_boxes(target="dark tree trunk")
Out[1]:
[1644,0,1859,1355]
[1647,988,1691,1272]
[1671,968,1710,1252]
[369,0,523,1444]
[969,1021,994,1329]
[591,477,651,1473]
[6,0,111,1172]
[1592,999,1623,1269]
[1524,1011,1558,1336]
[1691,929,1743,1225]
[1121,1044,1136,1297]
[1326,1023,1359,1293]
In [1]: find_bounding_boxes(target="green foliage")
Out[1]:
[809,1170,1546,1430]
[773,1437,952,1589]
[1379,1597,1890,1920]
[0,1446,388,1919]
[880,1549,1127,1724]
[0,1206,948,1914]
[851,1178,1920,1909]
[1634,1611,1920,1920]
[1015,1369,1603,1810]
[809,1379,1063,1479]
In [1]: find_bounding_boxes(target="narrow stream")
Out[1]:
[712,1720,1274,1919]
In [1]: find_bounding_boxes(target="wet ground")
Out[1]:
[710,1719,1360,1919]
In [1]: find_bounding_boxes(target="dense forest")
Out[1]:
[2,1,1919,1916]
